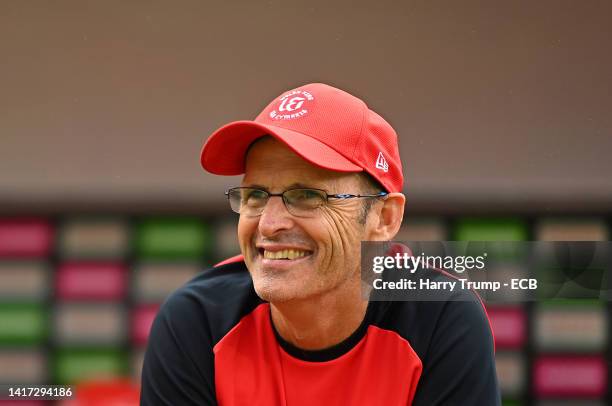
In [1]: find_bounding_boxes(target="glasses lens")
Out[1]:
[284,189,326,215]
[228,188,269,215]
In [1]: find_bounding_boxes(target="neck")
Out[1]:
[270,278,368,350]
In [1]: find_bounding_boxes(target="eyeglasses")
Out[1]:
[225,187,388,217]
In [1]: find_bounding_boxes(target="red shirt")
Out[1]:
[141,261,500,405]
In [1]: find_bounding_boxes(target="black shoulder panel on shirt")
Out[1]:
[175,261,263,346]
[367,266,500,405]
[141,261,262,406]
[369,265,493,365]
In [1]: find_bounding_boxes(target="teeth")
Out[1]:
[263,249,309,260]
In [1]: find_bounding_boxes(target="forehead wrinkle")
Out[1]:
[242,138,360,192]
[243,165,361,193]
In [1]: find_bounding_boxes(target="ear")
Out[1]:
[367,193,405,241]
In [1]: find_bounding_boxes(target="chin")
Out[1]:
[253,284,292,303]
[251,276,305,303]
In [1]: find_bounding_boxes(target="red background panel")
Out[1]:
[56,262,127,300]
[0,219,53,257]
[488,306,527,348]
[534,356,607,398]
[131,305,160,346]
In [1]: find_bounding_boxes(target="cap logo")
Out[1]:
[269,90,314,121]
[375,152,389,172]
[279,96,305,112]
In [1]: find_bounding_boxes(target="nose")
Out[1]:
[257,195,295,237]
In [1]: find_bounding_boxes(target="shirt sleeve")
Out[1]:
[411,299,501,406]
[140,290,218,405]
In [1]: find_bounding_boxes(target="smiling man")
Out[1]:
[140,83,501,405]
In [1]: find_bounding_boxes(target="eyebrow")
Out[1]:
[241,183,269,190]
[241,182,324,191]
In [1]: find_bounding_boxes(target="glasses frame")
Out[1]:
[225,187,388,217]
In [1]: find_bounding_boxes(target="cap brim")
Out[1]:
[200,121,363,175]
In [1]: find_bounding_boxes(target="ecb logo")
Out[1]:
[269,90,314,120]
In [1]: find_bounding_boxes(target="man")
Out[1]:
[141,83,500,405]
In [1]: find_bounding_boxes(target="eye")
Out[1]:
[243,189,268,207]
[286,189,325,209]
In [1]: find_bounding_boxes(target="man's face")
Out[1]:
[238,137,377,303]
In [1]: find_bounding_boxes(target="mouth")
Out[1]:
[257,247,313,261]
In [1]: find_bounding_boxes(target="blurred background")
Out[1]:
[1,1,611,405]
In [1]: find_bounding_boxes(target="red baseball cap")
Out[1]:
[200,83,404,192]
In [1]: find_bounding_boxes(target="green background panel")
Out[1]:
[453,218,528,241]
[537,299,605,308]
[135,217,212,260]
[453,218,529,261]
[53,349,128,384]
[0,303,48,345]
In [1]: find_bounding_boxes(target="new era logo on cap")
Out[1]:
[375,152,389,173]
